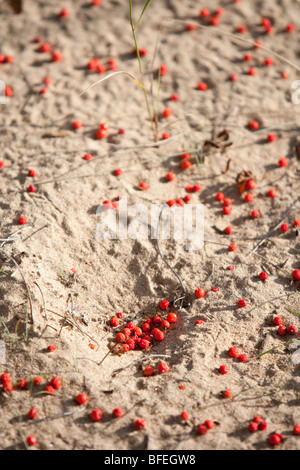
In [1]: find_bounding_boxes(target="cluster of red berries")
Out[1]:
[197,419,215,435]
[38,42,63,62]
[87,57,116,73]
[248,415,267,433]
[110,303,177,353]
[143,361,168,376]
[1,373,13,393]
[228,346,248,362]
[215,192,233,216]
[274,316,297,337]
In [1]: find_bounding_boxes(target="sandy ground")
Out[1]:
[0,0,300,450]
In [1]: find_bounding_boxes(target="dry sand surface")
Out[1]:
[0,0,300,451]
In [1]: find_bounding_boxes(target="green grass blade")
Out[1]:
[134,0,153,31]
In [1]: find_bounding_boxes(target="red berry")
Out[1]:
[39,43,51,53]
[28,408,38,420]
[27,185,36,193]
[205,419,214,429]
[197,82,207,91]
[228,243,237,252]
[237,25,247,34]
[248,67,256,76]
[210,16,219,26]
[171,93,179,100]
[192,184,201,192]
[278,157,288,167]
[293,220,300,228]
[90,408,103,421]
[248,120,259,130]
[139,339,150,349]
[269,434,282,446]
[28,169,37,177]
[143,366,154,376]
[248,422,258,432]
[112,408,123,418]
[161,320,170,329]
[167,312,177,324]
[224,226,233,235]
[292,269,300,281]
[259,271,268,281]
[293,425,300,435]
[51,51,63,62]
[219,364,229,375]
[246,179,256,190]
[195,288,205,298]
[154,330,165,342]
[59,8,69,17]
[258,421,268,431]
[216,192,225,202]
[264,57,273,67]
[277,325,286,336]
[45,385,55,395]
[75,393,88,405]
[160,64,168,76]
[223,206,232,216]
[166,172,175,181]
[197,425,207,435]
[286,23,295,33]
[245,193,254,203]
[229,73,239,82]
[139,182,149,190]
[273,317,282,326]
[228,346,239,358]
[33,376,43,386]
[267,133,276,142]
[239,353,248,362]
[18,379,27,389]
[50,377,62,389]
[280,223,289,232]
[83,153,93,161]
[162,108,172,118]
[181,411,189,420]
[287,325,297,336]
[110,317,120,327]
[267,189,276,198]
[113,169,122,176]
[251,210,260,219]
[134,418,146,430]
[27,435,37,446]
[200,8,210,17]
[223,389,233,398]
[243,53,252,62]
[72,120,82,130]
[47,345,56,352]
[238,299,246,308]
[18,216,27,225]
[158,362,168,373]
[96,129,107,139]
[281,72,288,79]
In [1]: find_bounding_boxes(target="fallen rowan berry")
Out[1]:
[18,216,27,225]
[186,23,196,31]
[287,325,297,335]
[249,422,258,432]
[225,226,233,235]
[47,345,56,352]
[96,129,107,139]
[116,332,126,343]
[0,161,4,169]
[160,64,167,76]
[195,288,205,298]
[259,271,268,281]
[195,319,203,325]
[154,330,165,342]
[245,193,254,203]
[110,316,119,328]
[258,421,268,431]
[219,364,229,375]
[237,25,247,34]
[211,287,218,292]
[27,436,37,446]
[228,265,234,270]
[181,160,192,170]
[223,206,232,215]
[238,299,246,308]
[273,317,282,326]
[210,16,219,26]
[216,192,225,202]
[293,220,300,228]
[27,185,36,193]
[5,86,13,97]
[33,377,42,386]
[243,53,252,62]
[248,67,256,76]
[167,312,177,324]
[277,325,286,336]
[228,346,239,358]
[83,153,93,161]
[166,172,175,181]
[158,362,168,373]
[50,377,62,389]
[113,169,122,176]
[264,57,273,67]
[18,380,27,389]
[139,339,150,349]
[181,411,189,420]
[280,223,289,232]
[112,408,123,418]
[253,416,263,423]
[267,189,276,198]
[162,108,172,118]
[144,366,154,376]
[51,51,63,62]
[229,73,239,81]
[3,382,13,393]
[171,93,179,101]
[184,194,191,203]
[161,320,170,329]
[200,8,210,17]
[293,425,300,435]
[28,408,38,420]
[228,242,237,251]
[45,385,55,394]
[39,43,51,53]
[223,389,233,398]
[205,420,214,429]
[75,393,88,405]
[134,418,146,430]
[139,182,149,190]
[278,157,288,168]
[248,120,259,130]
[281,72,288,79]
[28,169,37,177]
[59,8,69,17]
[197,425,207,435]
[192,184,201,192]
[239,353,248,362]
[90,409,103,421]
[159,300,170,310]
[292,269,300,281]
[269,434,282,446]
[286,23,295,33]
[197,82,207,91]
[267,133,276,142]
[223,197,232,206]
[251,210,260,219]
